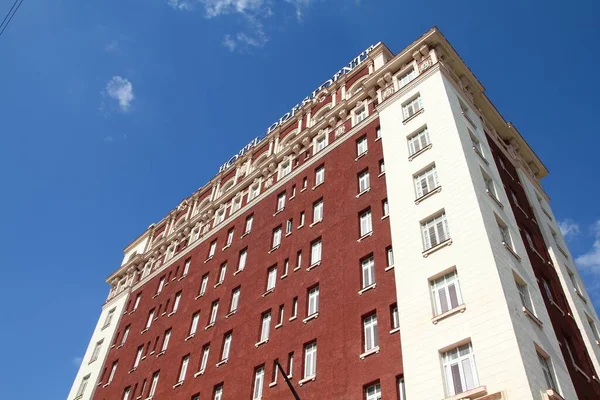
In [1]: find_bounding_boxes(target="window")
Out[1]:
[122,387,131,400]
[482,171,497,198]
[470,131,484,156]
[363,314,379,352]
[567,268,581,292]
[267,267,277,291]
[218,263,227,284]
[302,177,308,190]
[379,160,385,174]
[538,351,558,391]
[391,304,399,329]
[221,332,232,361]
[108,361,118,383]
[178,355,190,383]
[90,339,103,363]
[149,371,159,397]
[277,192,286,212]
[303,341,317,379]
[382,199,389,217]
[355,106,367,124]
[181,260,190,278]
[230,287,240,313]
[408,126,431,156]
[414,164,439,198]
[281,160,291,177]
[200,344,210,372]
[288,352,294,377]
[386,247,394,267]
[121,325,130,345]
[292,297,298,318]
[249,183,260,201]
[299,211,305,226]
[397,376,406,400]
[238,249,247,271]
[231,196,242,213]
[226,229,234,246]
[365,382,381,400]
[524,229,535,250]
[173,291,182,313]
[359,209,373,237]
[358,170,370,193]
[215,209,225,225]
[515,278,533,312]
[133,345,143,368]
[376,126,381,139]
[286,219,293,234]
[542,279,555,302]
[209,301,219,325]
[402,95,423,120]
[161,329,171,352]
[397,66,416,88]
[253,366,265,400]
[190,312,200,336]
[260,311,271,342]
[272,227,282,248]
[315,135,327,153]
[357,136,368,156]
[308,286,319,316]
[199,274,209,296]
[315,165,325,186]
[587,315,600,343]
[442,343,479,396]
[271,359,279,384]
[207,240,217,259]
[422,213,450,250]
[75,375,90,397]
[283,258,289,276]
[431,271,463,315]
[361,256,376,289]
[213,384,223,400]
[297,250,303,269]
[156,277,165,294]
[310,239,322,266]
[278,304,285,325]
[245,215,254,234]
[291,185,296,197]
[133,294,141,311]
[497,218,512,247]
[313,199,323,223]
[145,309,155,329]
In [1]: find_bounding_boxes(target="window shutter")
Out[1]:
[448,283,459,309]
[429,225,438,247]
[451,364,463,394]
[438,287,449,313]
[423,225,431,249]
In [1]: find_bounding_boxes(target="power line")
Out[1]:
[0,0,24,37]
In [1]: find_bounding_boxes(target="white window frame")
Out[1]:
[208,241,217,258]
[238,249,247,271]
[315,166,325,186]
[382,199,389,217]
[200,344,210,372]
[398,377,406,400]
[360,209,373,237]
[442,343,479,396]
[157,277,165,295]
[190,312,200,335]
[358,170,370,193]
[277,193,286,212]
[245,215,254,233]
[161,329,171,352]
[226,229,234,246]
[133,294,141,311]
[391,305,399,329]
[365,382,381,400]
[76,375,90,397]
[199,274,209,296]
[407,126,431,156]
[357,136,368,156]
[308,286,319,316]
[214,385,223,400]
[230,288,240,312]
[387,247,394,267]
[145,309,154,329]
[313,200,323,223]
[267,267,277,291]
[379,160,385,174]
[249,182,260,201]
[396,66,416,88]
[178,355,190,383]
[222,333,232,361]
[133,345,143,368]
[402,95,423,120]
[149,372,159,397]
[303,342,317,379]
[108,361,118,383]
[431,271,463,315]
[314,133,328,154]
[90,339,103,363]
[354,106,367,125]
[253,366,265,400]
[210,301,219,324]
[286,219,293,234]
[538,351,558,392]
[422,213,450,250]
[272,227,282,248]
[361,256,376,288]
[414,164,440,198]
[280,160,292,178]
[310,239,322,266]
[515,278,533,312]
[121,326,130,345]
[218,263,227,284]
[231,196,242,213]
[363,314,379,352]
[260,312,271,342]
[173,292,182,313]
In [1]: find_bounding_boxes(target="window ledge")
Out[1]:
[309,219,323,228]
[172,381,184,389]
[268,245,280,254]
[275,323,283,329]
[516,204,529,218]
[204,256,214,263]
[358,283,376,295]
[289,316,298,322]
[168,311,176,317]
[149,351,155,355]
[502,242,521,261]
[129,309,136,315]
[241,231,250,238]
[269,381,277,388]
[422,239,453,257]
[573,363,591,382]
[473,147,489,164]
[152,293,160,299]
[557,245,569,259]
[522,307,543,328]
[402,108,424,124]
[545,389,565,400]
[432,304,466,324]
[415,186,442,204]
[550,300,566,316]
[233,269,243,276]
[378,171,386,177]
[141,328,149,334]
[312,182,324,191]
[273,208,285,217]
[408,143,432,161]
[156,350,165,357]
[359,346,380,359]
[486,190,503,208]
[297,224,305,230]
[255,339,269,348]
[205,322,215,331]
[280,274,288,280]
[575,288,588,303]
[285,232,292,237]
[541,207,553,221]
[356,187,371,198]
[289,195,295,200]
[385,265,395,272]
[185,334,195,341]
[381,214,389,220]
[128,367,137,374]
[301,187,307,192]
[355,151,368,161]
[214,282,223,288]
[390,327,400,334]
[375,136,381,142]
[222,244,231,251]
[195,294,204,300]
[216,359,228,368]
[116,344,124,349]
[298,376,316,386]
[153,317,159,322]
[102,383,110,388]
[443,385,487,400]
[531,247,545,262]
[294,266,301,272]
[307,261,321,271]
[357,231,373,242]
[262,288,275,297]
[303,313,319,324]
[194,370,205,378]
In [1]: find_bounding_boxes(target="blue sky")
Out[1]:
[0,0,599,398]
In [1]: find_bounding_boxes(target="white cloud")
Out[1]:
[106,76,135,112]
[223,35,237,51]
[105,40,119,53]
[72,356,83,366]
[558,219,580,239]
[575,220,600,272]
[200,0,267,18]
[284,0,312,20]
[168,0,195,10]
